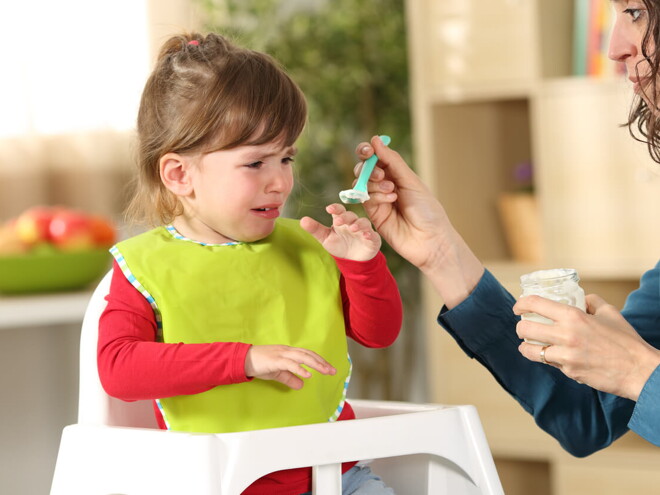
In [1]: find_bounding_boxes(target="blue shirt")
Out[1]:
[438,263,660,456]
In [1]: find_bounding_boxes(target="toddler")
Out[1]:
[98,32,401,495]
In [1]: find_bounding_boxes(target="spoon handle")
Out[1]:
[354,135,391,191]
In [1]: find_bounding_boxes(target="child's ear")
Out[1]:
[160,153,194,197]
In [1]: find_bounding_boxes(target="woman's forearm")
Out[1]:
[420,233,484,309]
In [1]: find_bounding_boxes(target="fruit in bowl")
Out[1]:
[0,206,118,294]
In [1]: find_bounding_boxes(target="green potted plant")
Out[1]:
[198,0,423,401]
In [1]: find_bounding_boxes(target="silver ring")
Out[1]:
[540,344,552,365]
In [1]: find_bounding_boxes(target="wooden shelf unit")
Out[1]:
[406,1,660,494]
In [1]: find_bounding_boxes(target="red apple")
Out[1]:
[48,210,95,251]
[15,206,58,246]
[88,215,117,247]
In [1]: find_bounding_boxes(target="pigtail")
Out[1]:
[156,32,203,61]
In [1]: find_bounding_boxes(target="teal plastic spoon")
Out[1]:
[339,135,391,204]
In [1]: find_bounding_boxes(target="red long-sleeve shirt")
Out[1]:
[98,251,402,495]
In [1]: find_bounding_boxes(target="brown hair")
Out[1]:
[626,1,660,163]
[126,32,308,226]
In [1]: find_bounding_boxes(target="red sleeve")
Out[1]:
[333,251,402,348]
[97,261,252,401]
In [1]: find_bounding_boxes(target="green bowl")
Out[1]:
[0,248,112,294]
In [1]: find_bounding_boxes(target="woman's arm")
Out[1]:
[620,263,660,445]
[356,137,660,454]
[355,136,484,308]
[439,269,639,456]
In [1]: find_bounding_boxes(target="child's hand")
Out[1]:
[244,345,337,390]
[300,203,382,261]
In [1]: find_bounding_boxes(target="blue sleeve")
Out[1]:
[621,262,660,445]
[437,269,640,457]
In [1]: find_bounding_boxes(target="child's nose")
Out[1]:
[266,167,289,192]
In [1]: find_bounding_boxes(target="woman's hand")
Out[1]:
[354,136,447,269]
[354,136,484,307]
[244,345,336,390]
[300,203,381,261]
[514,294,660,400]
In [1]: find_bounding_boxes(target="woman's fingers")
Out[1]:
[518,341,562,368]
[513,295,581,322]
[585,293,609,314]
[355,142,374,161]
[515,318,557,345]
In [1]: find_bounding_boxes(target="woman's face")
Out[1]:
[609,1,653,97]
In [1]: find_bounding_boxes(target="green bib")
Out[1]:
[111,218,351,434]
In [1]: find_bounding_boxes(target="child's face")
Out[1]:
[182,140,296,244]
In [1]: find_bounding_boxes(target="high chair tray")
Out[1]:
[51,400,503,495]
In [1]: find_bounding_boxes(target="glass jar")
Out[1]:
[519,268,586,345]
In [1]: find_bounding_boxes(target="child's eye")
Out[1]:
[245,161,263,169]
[624,8,644,22]
[282,156,295,165]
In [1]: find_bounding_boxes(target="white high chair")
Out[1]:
[50,271,504,495]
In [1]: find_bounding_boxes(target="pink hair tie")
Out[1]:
[188,40,199,46]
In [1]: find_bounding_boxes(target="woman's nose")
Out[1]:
[608,19,636,63]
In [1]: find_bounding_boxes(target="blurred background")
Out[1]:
[2,0,660,494]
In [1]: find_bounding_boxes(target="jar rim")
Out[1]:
[520,268,579,286]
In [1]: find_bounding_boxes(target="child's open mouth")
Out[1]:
[251,207,279,219]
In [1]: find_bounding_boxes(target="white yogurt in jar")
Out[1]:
[519,268,586,345]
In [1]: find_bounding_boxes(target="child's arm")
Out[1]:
[301,203,402,347]
[98,263,251,400]
[99,263,335,400]
[335,252,402,348]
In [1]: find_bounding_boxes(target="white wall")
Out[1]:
[0,324,80,493]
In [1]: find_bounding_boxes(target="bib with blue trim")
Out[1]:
[111,218,351,433]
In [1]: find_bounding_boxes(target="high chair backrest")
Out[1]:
[77,270,158,428]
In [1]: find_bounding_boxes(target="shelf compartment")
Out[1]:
[430,99,532,262]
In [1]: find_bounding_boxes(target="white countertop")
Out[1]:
[0,290,92,329]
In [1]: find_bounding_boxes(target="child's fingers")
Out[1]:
[300,215,322,233]
[284,360,313,379]
[292,348,337,375]
[300,216,330,243]
[269,356,334,390]
[333,211,359,228]
[348,217,374,233]
[275,371,304,390]
[325,203,347,216]
[325,204,359,227]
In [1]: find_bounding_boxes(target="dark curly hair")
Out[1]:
[626,0,660,163]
